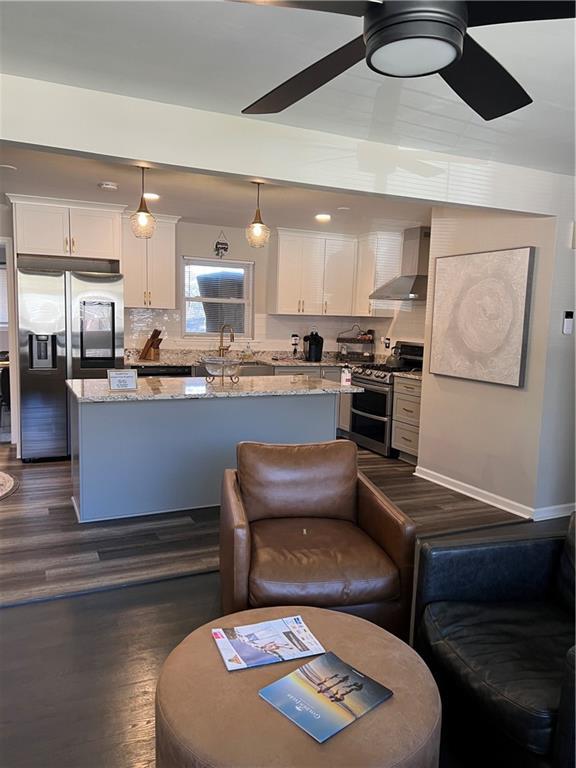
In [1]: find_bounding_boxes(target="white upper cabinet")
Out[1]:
[121,215,179,309]
[121,222,147,308]
[275,233,302,314]
[272,230,357,316]
[354,234,378,317]
[14,203,70,256]
[68,208,121,260]
[146,220,176,309]
[323,237,356,315]
[353,232,402,317]
[300,236,326,316]
[9,196,124,260]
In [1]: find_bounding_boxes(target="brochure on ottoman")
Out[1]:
[211,615,325,671]
[259,652,393,743]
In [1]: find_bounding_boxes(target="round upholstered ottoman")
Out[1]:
[156,606,441,768]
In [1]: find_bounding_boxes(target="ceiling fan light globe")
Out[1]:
[369,36,459,77]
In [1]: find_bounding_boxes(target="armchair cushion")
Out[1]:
[236,441,357,523]
[248,517,400,608]
[422,600,575,756]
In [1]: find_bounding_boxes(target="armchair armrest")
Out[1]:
[415,534,565,625]
[553,646,575,768]
[357,472,416,575]
[219,469,251,614]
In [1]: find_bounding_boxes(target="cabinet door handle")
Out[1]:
[324,300,327,314]
[71,237,76,253]
[144,291,147,306]
[148,291,152,306]
[401,435,413,443]
[297,299,301,313]
[64,237,69,253]
[402,407,414,414]
[302,300,304,313]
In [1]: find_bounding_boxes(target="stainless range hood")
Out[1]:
[370,226,430,301]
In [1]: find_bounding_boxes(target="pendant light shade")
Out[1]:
[245,182,270,248]
[130,167,156,239]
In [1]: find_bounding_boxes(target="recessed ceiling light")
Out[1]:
[315,213,331,223]
[98,181,118,191]
[337,206,350,211]
[143,192,160,201]
[0,164,17,171]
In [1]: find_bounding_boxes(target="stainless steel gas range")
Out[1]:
[349,341,423,457]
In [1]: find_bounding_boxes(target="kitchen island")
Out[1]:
[67,375,362,522]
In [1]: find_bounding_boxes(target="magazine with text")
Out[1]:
[211,615,325,671]
[259,651,393,743]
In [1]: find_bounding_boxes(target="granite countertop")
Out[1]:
[67,376,363,403]
[125,351,349,368]
[394,371,423,381]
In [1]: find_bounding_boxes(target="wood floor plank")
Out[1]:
[0,442,525,606]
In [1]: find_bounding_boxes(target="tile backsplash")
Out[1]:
[124,305,425,356]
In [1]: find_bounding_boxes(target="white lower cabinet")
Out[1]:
[121,215,179,309]
[319,366,350,432]
[392,377,422,457]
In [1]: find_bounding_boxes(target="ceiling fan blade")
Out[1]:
[467,1,575,27]
[440,34,532,120]
[231,0,379,17]
[242,35,365,114]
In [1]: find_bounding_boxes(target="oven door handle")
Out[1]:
[351,408,390,423]
[352,382,392,394]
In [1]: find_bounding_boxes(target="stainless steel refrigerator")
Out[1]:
[17,265,124,460]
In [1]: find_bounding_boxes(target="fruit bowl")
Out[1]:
[201,357,242,381]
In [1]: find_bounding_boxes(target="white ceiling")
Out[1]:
[1,2,574,176]
[0,144,432,232]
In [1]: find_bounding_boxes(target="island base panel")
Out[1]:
[71,394,338,522]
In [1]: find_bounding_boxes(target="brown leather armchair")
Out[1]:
[220,440,416,638]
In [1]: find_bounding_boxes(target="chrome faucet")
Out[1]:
[218,324,235,356]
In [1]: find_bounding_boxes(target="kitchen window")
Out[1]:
[182,257,254,337]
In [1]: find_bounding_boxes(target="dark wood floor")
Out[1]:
[0,565,558,768]
[358,449,523,537]
[0,573,222,768]
[0,444,524,606]
[0,445,219,606]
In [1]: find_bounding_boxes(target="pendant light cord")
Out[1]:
[141,167,145,197]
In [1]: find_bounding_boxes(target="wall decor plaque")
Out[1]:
[429,246,535,387]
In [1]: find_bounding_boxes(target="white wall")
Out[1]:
[417,207,573,517]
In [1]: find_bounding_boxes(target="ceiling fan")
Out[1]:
[237,1,575,120]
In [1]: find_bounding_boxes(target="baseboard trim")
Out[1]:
[414,466,533,518]
[414,466,575,520]
[533,503,576,521]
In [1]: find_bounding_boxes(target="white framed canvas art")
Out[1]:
[429,246,535,387]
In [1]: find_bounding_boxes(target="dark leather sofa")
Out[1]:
[220,440,416,638]
[414,516,575,767]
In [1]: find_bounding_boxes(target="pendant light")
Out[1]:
[245,182,270,248]
[130,167,156,239]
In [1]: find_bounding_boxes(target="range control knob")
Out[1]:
[363,369,373,376]
[352,367,362,375]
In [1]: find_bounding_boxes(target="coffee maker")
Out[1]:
[303,328,324,362]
